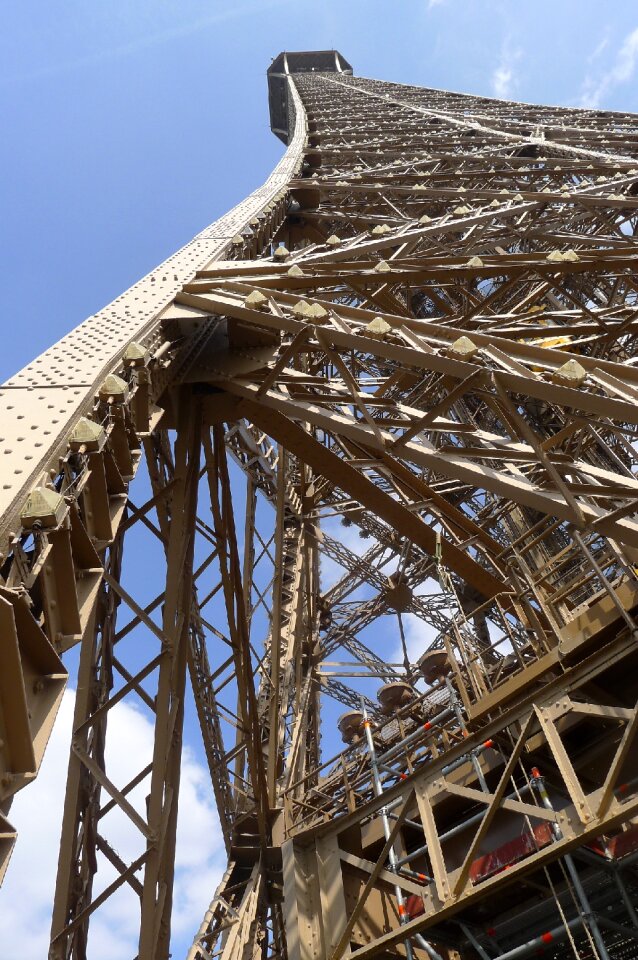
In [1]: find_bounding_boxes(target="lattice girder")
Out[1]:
[2,51,638,960]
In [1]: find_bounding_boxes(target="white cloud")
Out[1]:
[491,43,522,100]
[588,32,610,65]
[492,64,514,99]
[0,689,225,959]
[580,27,638,108]
[319,517,377,592]
[390,611,441,668]
[427,0,446,8]
[0,692,74,959]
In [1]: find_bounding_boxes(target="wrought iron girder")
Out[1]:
[3,53,638,960]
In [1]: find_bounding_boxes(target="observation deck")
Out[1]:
[267,49,353,143]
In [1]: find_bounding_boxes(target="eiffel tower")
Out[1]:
[2,48,638,960]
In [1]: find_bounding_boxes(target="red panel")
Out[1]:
[469,822,554,884]
[405,894,425,919]
[605,823,638,859]
[587,823,638,860]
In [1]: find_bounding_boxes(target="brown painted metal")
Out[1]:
[1,49,638,960]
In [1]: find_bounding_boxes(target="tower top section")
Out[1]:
[268,49,353,144]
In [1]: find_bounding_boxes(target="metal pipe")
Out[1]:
[395,782,532,868]
[379,762,410,780]
[400,867,432,884]
[531,768,611,960]
[384,794,408,814]
[361,704,442,960]
[574,847,638,929]
[387,812,429,832]
[377,706,455,766]
[416,932,443,957]
[596,914,638,940]
[361,707,415,960]
[486,916,585,960]
[440,737,495,778]
[561,865,611,960]
[382,736,495,827]
[446,677,489,792]
[459,921,492,960]
[613,869,638,929]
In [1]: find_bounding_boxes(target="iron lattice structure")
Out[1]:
[2,48,638,960]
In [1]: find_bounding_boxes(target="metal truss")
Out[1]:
[1,47,638,960]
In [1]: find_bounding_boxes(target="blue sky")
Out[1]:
[2,2,638,958]
[2,0,638,381]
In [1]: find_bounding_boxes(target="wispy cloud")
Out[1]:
[1,0,293,86]
[427,0,447,9]
[492,63,514,99]
[580,27,638,108]
[588,31,611,65]
[491,42,522,100]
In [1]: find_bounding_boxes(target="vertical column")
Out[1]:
[138,390,203,959]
